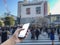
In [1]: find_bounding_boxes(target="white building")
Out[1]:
[17,0,48,24]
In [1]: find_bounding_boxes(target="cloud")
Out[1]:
[50,0,60,14]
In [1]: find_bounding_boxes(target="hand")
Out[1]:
[1,28,29,45]
[12,28,28,43]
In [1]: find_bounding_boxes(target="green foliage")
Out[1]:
[0,21,2,26]
[4,16,15,26]
[0,20,4,26]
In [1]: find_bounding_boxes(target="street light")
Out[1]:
[17,15,21,25]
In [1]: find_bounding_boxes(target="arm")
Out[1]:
[1,28,24,45]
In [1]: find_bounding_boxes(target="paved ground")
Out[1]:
[0,32,60,45]
[16,32,60,45]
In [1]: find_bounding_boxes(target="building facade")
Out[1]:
[17,0,48,24]
[46,14,60,26]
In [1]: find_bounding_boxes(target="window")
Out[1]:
[57,16,60,21]
[26,8,30,14]
[36,7,41,14]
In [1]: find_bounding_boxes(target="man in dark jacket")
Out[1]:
[1,27,7,43]
[35,28,40,40]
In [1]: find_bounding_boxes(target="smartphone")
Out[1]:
[18,23,30,39]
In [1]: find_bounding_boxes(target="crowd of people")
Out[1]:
[30,27,40,40]
[30,26,60,45]
[0,26,60,45]
[0,26,18,43]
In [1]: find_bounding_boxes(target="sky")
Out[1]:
[0,0,60,16]
[50,0,60,14]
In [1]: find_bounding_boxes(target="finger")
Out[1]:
[25,31,29,37]
[14,28,24,35]
[16,28,24,32]
[17,28,24,34]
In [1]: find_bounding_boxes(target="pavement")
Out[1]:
[16,32,60,45]
[0,32,60,45]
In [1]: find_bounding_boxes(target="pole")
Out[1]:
[20,15,21,24]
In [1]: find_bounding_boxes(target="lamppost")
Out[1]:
[17,15,21,26]
[20,15,21,24]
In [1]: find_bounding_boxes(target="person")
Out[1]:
[30,27,35,40]
[35,28,40,40]
[12,26,17,34]
[1,27,7,43]
[1,28,28,45]
[50,29,55,45]
[58,28,60,41]
[57,27,59,35]
[57,27,60,41]
[47,29,51,38]
[59,33,60,41]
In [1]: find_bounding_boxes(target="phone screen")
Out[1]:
[18,23,30,38]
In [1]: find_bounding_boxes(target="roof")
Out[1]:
[18,1,24,3]
[48,14,60,16]
[23,1,43,6]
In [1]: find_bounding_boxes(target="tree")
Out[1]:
[35,17,48,27]
[4,16,15,26]
[0,20,4,26]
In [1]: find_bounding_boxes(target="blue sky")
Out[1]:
[0,0,59,16]
[48,0,58,9]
